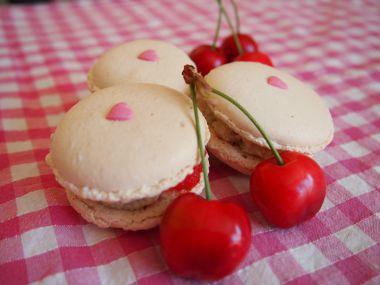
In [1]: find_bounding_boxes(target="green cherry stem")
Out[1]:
[230,0,240,33]
[211,88,285,166]
[190,83,213,200]
[211,6,222,50]
[215,0,243,55]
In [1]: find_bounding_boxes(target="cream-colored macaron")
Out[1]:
[87,39,194,93]
[198,62,334,175]
[46,83,209,230]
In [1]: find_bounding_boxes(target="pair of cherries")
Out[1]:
[190,33,273,76]
[160,67,326,280]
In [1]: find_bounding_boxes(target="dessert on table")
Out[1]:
[45,0,334,279]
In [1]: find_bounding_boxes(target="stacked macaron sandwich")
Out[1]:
[46,40,210,231]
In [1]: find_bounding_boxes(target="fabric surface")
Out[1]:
[0,0,379,284]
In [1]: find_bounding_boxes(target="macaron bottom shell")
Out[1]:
[207,128,261,175]
[66,177,205,231]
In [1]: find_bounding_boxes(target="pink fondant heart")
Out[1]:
[137,49,159,62]
[106,102,133,121]
[267,76,288,90]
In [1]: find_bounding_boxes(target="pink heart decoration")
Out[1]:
[267,76,288,90]
[106,102,133,121]
[137,49,159,62]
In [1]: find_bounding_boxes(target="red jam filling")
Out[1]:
[166,163,203,192]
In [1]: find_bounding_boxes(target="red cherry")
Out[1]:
[160,193,251,280]
[221,33,258,62]
[250,151,326,228]
[189,45,227,76]
[234,51,274,66]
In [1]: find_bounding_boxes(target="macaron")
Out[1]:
[87,39,195,94]
[198,62,334,175]
[46,83,209,230]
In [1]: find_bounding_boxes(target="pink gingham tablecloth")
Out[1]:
[0,0,379,284]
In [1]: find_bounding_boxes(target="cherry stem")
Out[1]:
[190,83,213,200]
[212,6,222,50]
[215,0,243,55]
[211,88,285,166]
[230,0,240,33]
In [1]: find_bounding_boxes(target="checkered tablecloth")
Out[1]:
[0,0,379,284]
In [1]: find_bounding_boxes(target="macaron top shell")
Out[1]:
[88,39,194,93]
[48,83,209,203]
[204,62,334,153]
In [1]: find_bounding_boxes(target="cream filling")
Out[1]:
[198,98,273,159]
[46,153,204,204]
[99,196,159,211]
[77,173,205,213]
[211,120,273,159]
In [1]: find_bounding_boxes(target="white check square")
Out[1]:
[0,98,22,109]
[338,174,373,196]
[2,118,27,131]
[290,243,330,273]
[21,226,58,258]
[11,162,40,181]
[335,225,375,254]
[314,152,337,167]
[31,272,66,285]
[69,72,85,84]
[40,95,62,108]
[16,190,47,216]
[35,77,55,90]
[98,258,136,285]
[6,141,33,153]
[46,114,63,127]
[0,83,19,92]
[320,196,335,211]
[83,224,116,246]
[341,141,370,158]
[30,66,49,77]
[238,259,280,285]
[341,113,367,127]
[26,54,44,64]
